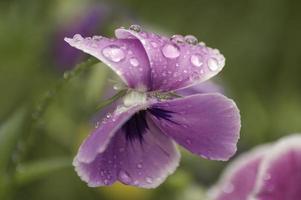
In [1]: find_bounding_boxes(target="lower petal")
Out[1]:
[150,93,241,161]
[74,117,180,188]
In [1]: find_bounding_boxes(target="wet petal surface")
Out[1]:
[115,27,225,91]
[65,35,151,90]
[149,94,240,160]
[76,105,145,164]
[74,117,180,188]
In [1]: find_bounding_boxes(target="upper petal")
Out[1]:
[149,93,241,161]
[64,35,151,90]
[208,145,268,200]
[115,27,225,91]
[76,104,145,164]
[73,116,180,188]
[249,134,301,200]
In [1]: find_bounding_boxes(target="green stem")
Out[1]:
[96,89,127,111]
[17,57,99,164]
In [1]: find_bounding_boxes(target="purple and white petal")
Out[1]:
[74,116,180,188]
[176,81,224,96]
[149,93,241,161]
[76,104,145,164]
[208,145,269,200]
[249,134,301,200]
[115,27,225,91]
[64,35,151,90]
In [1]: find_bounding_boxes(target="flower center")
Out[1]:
[121,107,177,142]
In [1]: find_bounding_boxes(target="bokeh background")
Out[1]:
[1,0,301,199]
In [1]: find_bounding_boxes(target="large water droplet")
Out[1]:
[73,34,83,42]
[102,45,125,62]
[190,54,203,67]
[162,44,180,59]
[207,58,219,71]
[171,34,185,44]
[129,24,141,32]
[130,58,139,67]
[185,35,198,45]
[119,170,132,184]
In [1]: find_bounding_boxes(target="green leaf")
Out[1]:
[96,89,127,111]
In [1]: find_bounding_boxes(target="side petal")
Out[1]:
[76,105,144,164]
[176,81,224,96]
[249,134,301,200]
[149,93,241,161]
[74,116,180,188]
[115,27,225,91]
[208,145,269,200]
[64,35,151,90]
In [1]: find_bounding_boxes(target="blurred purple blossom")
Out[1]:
[209,134,301,200]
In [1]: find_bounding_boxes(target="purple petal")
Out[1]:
[208,145,268,200]
[76,105,145,164]
[74,116,180,188]
[64,35,151,90]
[250,134,301,200]
[176,81,224,96]
[149,93,241,161]
[115,27,225,91]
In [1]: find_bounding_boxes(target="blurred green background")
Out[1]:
[0,0,301,199]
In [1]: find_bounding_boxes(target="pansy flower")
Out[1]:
[65,25,241,188]
[209,134,301,200]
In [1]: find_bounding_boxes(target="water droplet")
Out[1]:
[162,44,180,59]
[129,24,141,32]
[207,58,219,71]
[95,121,100,128]
[119,170,132,184]
[73,34,83,42]
[130,58,139,67]
[102,45,125,62]
[198,41,206,46]
[137,163,143,169]
[92,35,102,41]
[185,35,198,45]
[145,177,153,184]
[104,179,109,185]
[151,41,158,47]
[190,54,203,67]
[171,34,185,44]
[186,139,192,144]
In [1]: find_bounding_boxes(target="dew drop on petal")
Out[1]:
[102,45,125,62]
[73,34,83,42]
[145,177,153,184]
[129,24,141,32]
[92,35,103,41]
[137,163,143,169]
[130,58,139,67]
[185,35,198,45]
[162,44,180,59]
[104,179,109,185]
[190,54,203,67]
[151,41,158,48]
[207,58,219,71]
[170,34,185,44]
[118,170,132,184]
